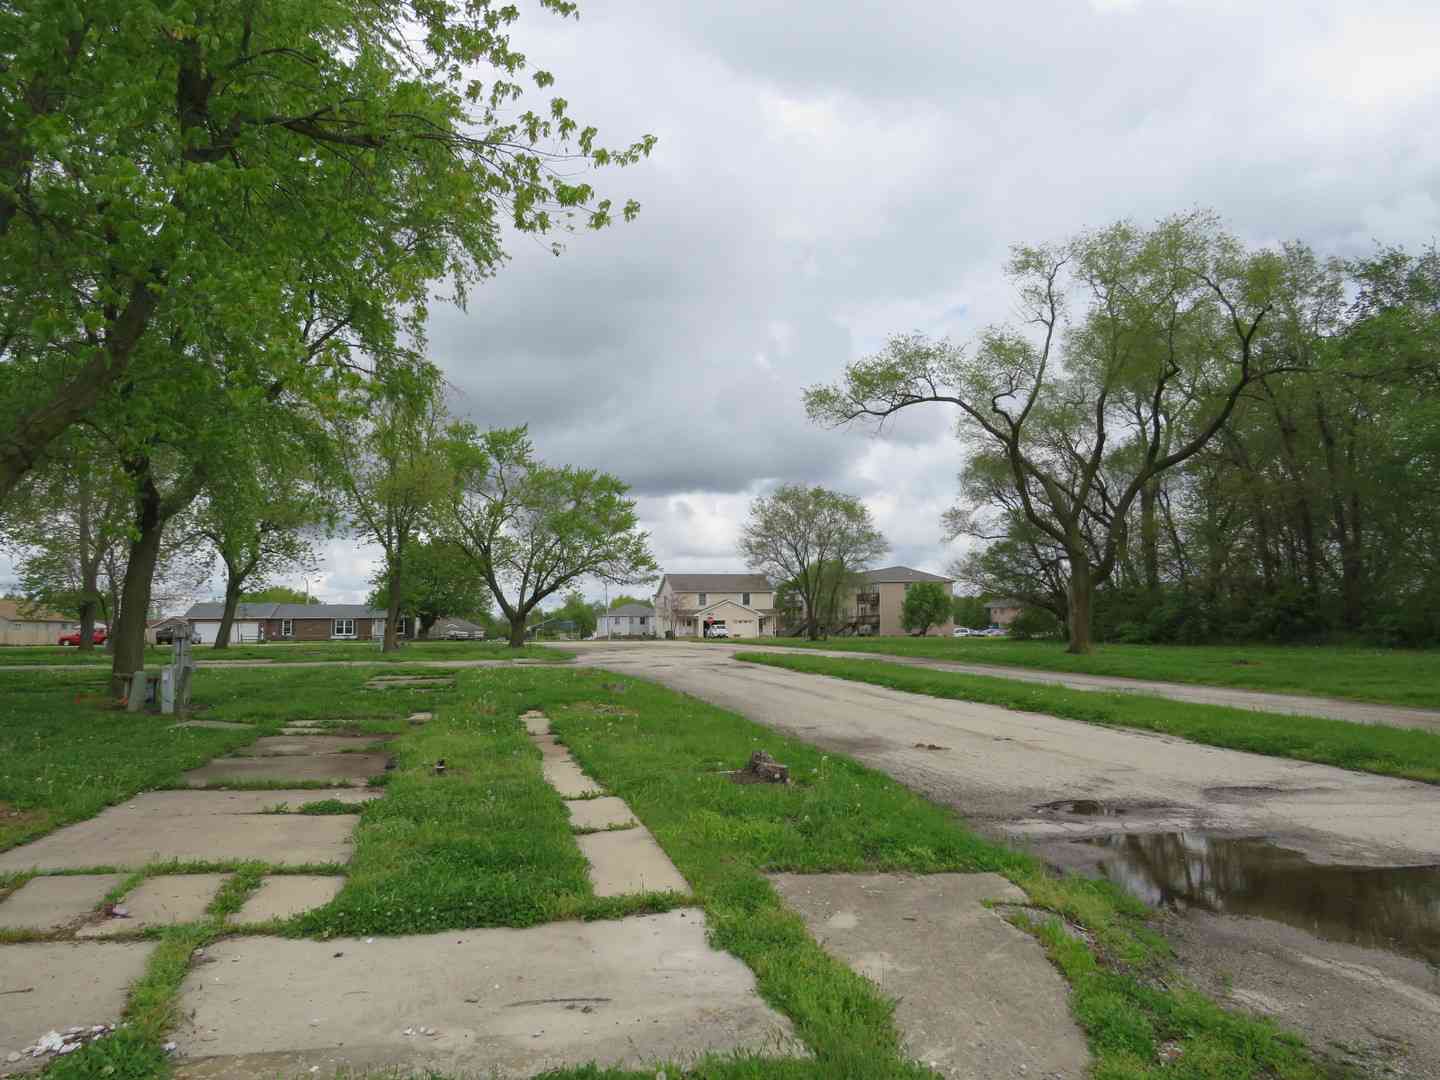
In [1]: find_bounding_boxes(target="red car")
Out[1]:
[58,628,107,646]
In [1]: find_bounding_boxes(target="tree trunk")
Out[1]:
[508,617,527,648]
[1065,556,1095,655]
[110,478,165,698]
[418,613,436,640]
[214,575,242,649]
[75,598,96,653]
[382,571,403,652]
[1140,480,1161,595]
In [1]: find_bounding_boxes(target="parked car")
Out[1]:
[953,627,978,637]
[708,626,731,639]
[444,628,472,640]
[983,627,1008,637]
[58,628,107,646]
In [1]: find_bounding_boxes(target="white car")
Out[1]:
[952,627,977,637]
[707,626,731,639]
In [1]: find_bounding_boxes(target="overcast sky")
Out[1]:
[7,0,1438,612]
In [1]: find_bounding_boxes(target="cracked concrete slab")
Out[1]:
[532,734,571,759]
[170,720,253,731]
[567,797,636,830]
[0,942,155,1071]
[577,828,689,896]
[0,791,364,872]
[230,735,389,757]
[184,753,390,787]
[231,876,344,924]
[0,875,124,932]
[541,759,603,798]
[770,872,1088,1080]
[521,711,550,735]
[78,874,229,937]
[364,677,454,689]
[171,910,794,1079]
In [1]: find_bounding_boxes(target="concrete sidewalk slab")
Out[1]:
[521,711,550,735]
[577,828,689,896]
[0,875,124,932]
[541,759,603,798]
[567,797,636,830]
[0,942,155,1072]
[184,753,389,787]
[171,720,253,731]
[0,792,364,872]
[231,735,388,757]
[532,734,571,759]
[770,872,1089,1080]
[364,677,453,689]
[172,911,794,1079]
[232,876,343,924]
[78,874,230,937]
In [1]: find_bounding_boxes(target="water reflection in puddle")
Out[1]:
[1085,833,1440,965]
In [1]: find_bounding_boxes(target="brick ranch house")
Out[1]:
[183,602,387,645]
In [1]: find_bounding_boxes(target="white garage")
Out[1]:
[696,599,766,638]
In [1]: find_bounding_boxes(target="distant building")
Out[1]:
[432,616,486,640]
[0,599,79,645]
[184,602,388,644]
[597,603,655,638]
[653,572,776,638]
[849,566,955,637]
[985,598,1024,627]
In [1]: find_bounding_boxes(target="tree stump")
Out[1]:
[744,750,790,783]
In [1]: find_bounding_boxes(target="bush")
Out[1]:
[1009,607,1061,640]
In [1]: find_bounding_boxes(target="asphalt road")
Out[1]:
[560,640,1440,1076]
[561,641,1440,864]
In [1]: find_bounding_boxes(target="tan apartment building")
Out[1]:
[985,598,1024,627]
[851,566,955,637]
[653,572,776,638]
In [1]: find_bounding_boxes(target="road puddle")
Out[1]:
[1085,832,1440,964]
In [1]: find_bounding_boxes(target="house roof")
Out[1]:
[435,616,485,632]
[861,566,954,584]
[0,599,74,623]
[658,572,771,593]
[695,598,766,617]
[184,602,385,621]
[607,603,655,617]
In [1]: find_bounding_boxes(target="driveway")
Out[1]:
[557,640,1440,1077]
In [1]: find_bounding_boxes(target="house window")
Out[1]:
[333,618,355,638]
[639,617,646,626]
[280,618,293,638]
[698,593,707,605]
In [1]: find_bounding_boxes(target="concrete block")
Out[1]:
[184,753,389,787]
[577,828,689,897]
[769,872,1090,1079]
[0,943,154,1072]
[540,759,603,798]
[566,797,637,831]
[78,874,229,937]
[0,875,125,932]
[171,911,795,1077]
[232,876,344,924]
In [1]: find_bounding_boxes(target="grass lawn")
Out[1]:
[737,651,1440,784]
[3,663,1334,1079]
[0,638,565,667]
[749,636,1440,709]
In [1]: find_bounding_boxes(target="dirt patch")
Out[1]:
[571,701,638,718]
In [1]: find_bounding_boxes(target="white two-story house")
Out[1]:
[652,572,776,638]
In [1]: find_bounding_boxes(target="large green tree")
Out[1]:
[439,426,656,648]
[739,485,886,641]
[0,0,654,504]
[808,213,1307,653]
[900,581,951,636]
[367,540,491,639]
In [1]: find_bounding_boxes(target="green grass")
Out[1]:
[736,651,1440,784]
[4,663,1335,1078]
[748,637,1440,709]
[0,639,568,667]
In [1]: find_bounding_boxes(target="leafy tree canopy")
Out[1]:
[901,581,951,636]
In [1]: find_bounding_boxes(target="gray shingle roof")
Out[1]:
[185,602,386,620]
[608,603,655,616]
[861,566,954,584]
[658,572,771,593]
